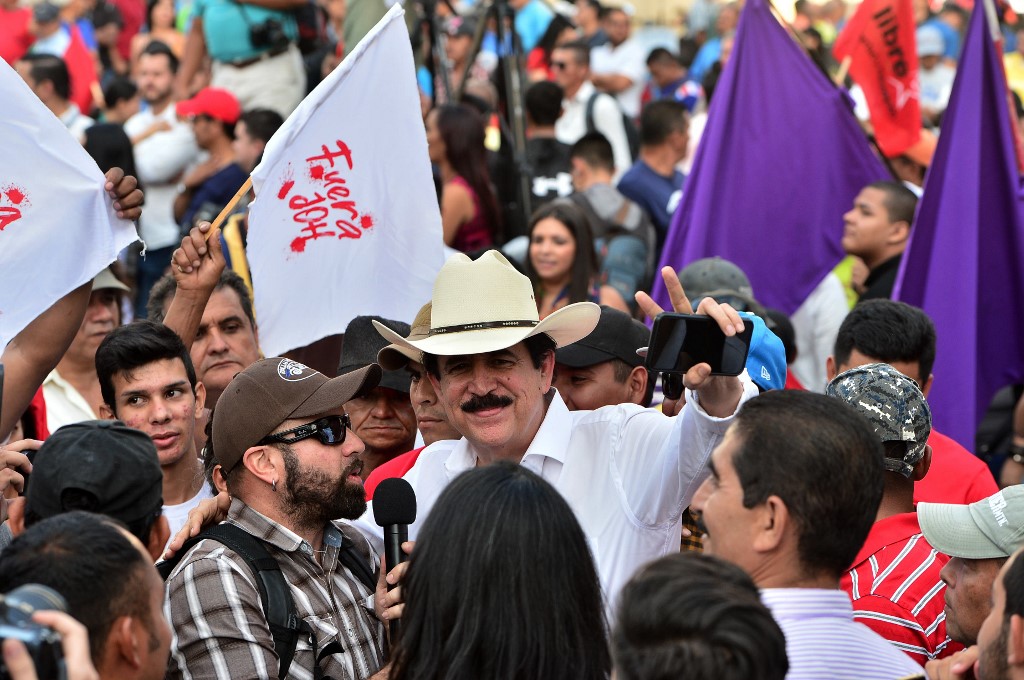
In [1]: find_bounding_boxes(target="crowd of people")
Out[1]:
[3,0,1024,677]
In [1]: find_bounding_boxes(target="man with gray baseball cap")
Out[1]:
[827,363,962,665]
[918,486,1024,650]
[164,358,388,680]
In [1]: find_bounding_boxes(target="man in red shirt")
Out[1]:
[830,363,963,665]
[826,299,997,505]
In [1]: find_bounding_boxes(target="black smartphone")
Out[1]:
[645,313,753,376]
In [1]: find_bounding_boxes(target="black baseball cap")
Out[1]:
[555,306,650,368]
[25,420,164,526]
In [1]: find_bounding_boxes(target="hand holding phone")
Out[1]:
[645,313,753,376]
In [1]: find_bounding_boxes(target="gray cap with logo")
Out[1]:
[825,363,931,478]
[919,486,1024,559]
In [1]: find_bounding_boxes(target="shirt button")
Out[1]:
[301,544,313,556]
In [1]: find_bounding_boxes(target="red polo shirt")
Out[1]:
[363,447,425,501]
[841,512,964,666]
[915,430,998,506]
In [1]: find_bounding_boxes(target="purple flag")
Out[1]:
[892,3,1024,450]
[652,0,888,315]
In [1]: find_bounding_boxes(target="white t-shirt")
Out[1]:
[162,481,216,551]
[590,38,648,119]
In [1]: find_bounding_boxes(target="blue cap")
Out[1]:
[743,313,786,391]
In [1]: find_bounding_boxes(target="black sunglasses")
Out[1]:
[258,414,351,447]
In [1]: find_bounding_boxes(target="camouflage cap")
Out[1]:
[825,363,931,478]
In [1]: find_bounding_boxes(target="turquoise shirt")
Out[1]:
[195,0,297,63]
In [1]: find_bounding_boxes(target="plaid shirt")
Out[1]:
[680,508,704,552]
[165,499,386,680]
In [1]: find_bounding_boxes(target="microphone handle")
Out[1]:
[384,524,409,644]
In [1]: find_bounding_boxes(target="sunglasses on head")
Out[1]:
[258,414,351,447]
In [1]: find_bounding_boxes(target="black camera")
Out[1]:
[249,18,290,51]
[0,585,67,680]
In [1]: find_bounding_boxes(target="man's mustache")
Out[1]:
[461,393,513,413]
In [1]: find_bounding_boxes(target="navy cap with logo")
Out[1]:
[555,306,650,369]
[213,358,381,472]
[25,420,163,526]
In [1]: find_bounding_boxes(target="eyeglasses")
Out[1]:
[551,60,569,70]
[258,414,352,447]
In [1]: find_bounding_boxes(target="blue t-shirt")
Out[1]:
[617,161,685,235]
[194,0,297,62]
[182,163,248,231]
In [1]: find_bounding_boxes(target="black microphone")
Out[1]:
[373,478,417,641]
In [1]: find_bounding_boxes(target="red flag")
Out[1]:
[834,0,921,157]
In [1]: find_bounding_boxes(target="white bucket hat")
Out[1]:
[373,250,600,357]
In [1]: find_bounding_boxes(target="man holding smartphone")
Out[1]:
[369,253,756,610]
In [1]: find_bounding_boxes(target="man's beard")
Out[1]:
[979,622,1010,680]
[279,444,367,528]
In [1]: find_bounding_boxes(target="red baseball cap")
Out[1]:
[176,87,241,125]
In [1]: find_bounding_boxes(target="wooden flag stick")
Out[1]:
[204,176,253,241]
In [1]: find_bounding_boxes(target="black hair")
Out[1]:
[0,512,156,667]
[239,107,284,144]
[140,38,179,73]
[92,2,123,28]
[646,47,682,68]
[865,180,919,226]
[554,39,591,68]
[731,391,885,579]
[524,80,565,128]
[525,199,599,306]
[678,37,700,68]
[535,13,576,65]
[96,320,198,416]
[763,308,797,364]
[639,99,688,147]
[423,333,557,379]
[610,359,656,408]
[19,53,71,101]
[570,131,615,173]
[1004,551,1024,619]
[433,104,502,242]
[389,462,609,680]
[147,269,256,328]
[613,552,788,680]
[833,299,937,381]
[103,75,137,109]
[85,123,137,175]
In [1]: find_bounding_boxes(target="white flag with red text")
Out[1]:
[248,4,445,356]
[0,60,138,349]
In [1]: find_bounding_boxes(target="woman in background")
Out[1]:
[425,104,500,253]
[525,200,630,317]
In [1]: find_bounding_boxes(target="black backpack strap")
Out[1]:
[159,524,308,680]
[584,91,600,135]
[335,528,377,593]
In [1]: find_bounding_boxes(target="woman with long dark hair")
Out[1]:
[389,462,610,680]
[425,104,501,252]
[525,200,629,318]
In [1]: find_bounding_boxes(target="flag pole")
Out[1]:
[204,176,253,242]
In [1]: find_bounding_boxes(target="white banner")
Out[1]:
[248,5,445,356]
[0,60,138,349]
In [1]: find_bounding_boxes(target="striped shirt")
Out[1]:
[840,512,963,666]
[165,499,386,680]
[760,588,926,680]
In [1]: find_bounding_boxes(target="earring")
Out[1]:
[272,479,278,492]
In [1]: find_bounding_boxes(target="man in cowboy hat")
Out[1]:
[369,251,756,608]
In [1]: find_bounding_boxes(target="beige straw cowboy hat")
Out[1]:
[373,250,600,358]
